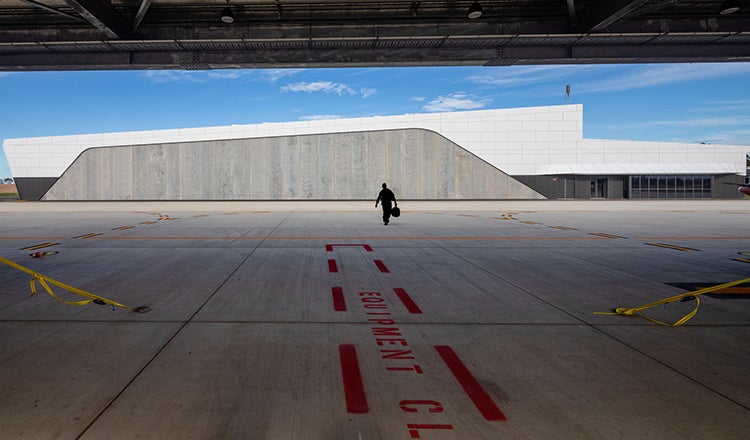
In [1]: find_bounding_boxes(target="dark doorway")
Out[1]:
[590,178,608,198]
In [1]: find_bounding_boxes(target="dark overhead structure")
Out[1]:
[0,1,749,71]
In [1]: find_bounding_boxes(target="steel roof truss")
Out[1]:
[60,0,131,39]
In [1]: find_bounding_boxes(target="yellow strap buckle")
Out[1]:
[1,256,148,313]
[595,277,750,326]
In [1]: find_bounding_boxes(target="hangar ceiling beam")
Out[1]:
[566,0,577,26]
[586,0,684,32]
[132,0,153,31]
[60,0,131,39]
[586,0,650,32]
[17,0,85,23]
[0,1,748,70]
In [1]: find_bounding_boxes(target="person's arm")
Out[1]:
[392,191,397,206]
[375,193,381,207]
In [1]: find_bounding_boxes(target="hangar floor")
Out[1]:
[1,200,749,439]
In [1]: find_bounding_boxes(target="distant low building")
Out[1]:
[3,104,747,200]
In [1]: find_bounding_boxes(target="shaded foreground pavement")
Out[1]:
[1,200,749,439]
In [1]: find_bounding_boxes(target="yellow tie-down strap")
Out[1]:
[0,256,149,313]
[594,277,750,327]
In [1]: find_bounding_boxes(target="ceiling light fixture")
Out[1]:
[221,1,235,24]
[467,2,483,19]
[719,0,741,15]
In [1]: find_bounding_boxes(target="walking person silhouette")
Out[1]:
[375,183,397,225]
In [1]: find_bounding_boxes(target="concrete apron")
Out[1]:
[0,201,749,439]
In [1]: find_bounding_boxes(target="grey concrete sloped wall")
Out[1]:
[42,129,545,200]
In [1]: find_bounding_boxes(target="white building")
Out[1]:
[3,104,747,200]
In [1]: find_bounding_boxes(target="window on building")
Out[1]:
[629,175,711,199]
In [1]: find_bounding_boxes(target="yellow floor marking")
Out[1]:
[590,233,626,239]
[646,242,698,251]
[73,233,102,239]
[111,226,134,231]
[19,242,60,251]
[0,237,66,240]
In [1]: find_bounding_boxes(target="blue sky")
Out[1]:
[2,63,750,178]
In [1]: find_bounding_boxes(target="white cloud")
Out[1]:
[467,65,608,87]
[576,63,750,94]
[299,114,343,121]
[141,69,259,83]
[410,96,425,102]
[281,81,376,98]
[701,99,750,113]
[141,70,203,83]
[360,87,376,98]
[206,71,242,80]
[466,63,750,97]
[704,99,750,106]
[639,116,750,128]
[423,93,490,112]
[265,69,304,82]
[281,81,356,95]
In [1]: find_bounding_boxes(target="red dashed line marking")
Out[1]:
[393,288,422,314]
[328,243,509,433]
[332,286,346,311]
[339,344,369,414]
[374,260,390,273]
[328,259,339,273]
[435,345,506,421]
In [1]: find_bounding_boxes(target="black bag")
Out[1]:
[391,207,400,217]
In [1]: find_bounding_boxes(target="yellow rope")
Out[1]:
[594,277,750,326]
[1,255,142,311]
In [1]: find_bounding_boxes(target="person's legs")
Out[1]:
[382,202,392,224]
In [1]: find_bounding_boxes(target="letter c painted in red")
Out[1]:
[399,400,444,413]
